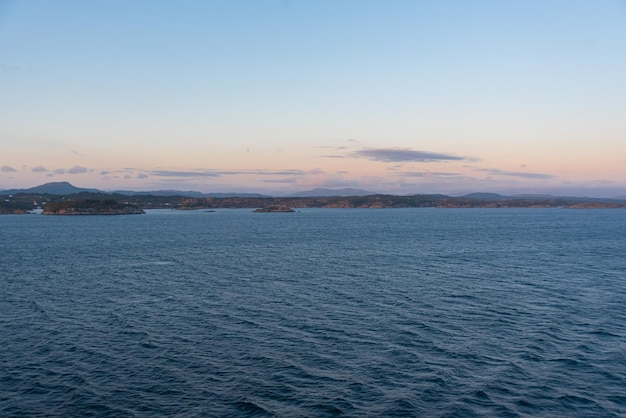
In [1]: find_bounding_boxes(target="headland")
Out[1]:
[42,199,144,215]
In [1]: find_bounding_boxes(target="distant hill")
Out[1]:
[114,189,208,197]
[1,182,102,195]
[511,193,556,199]
[288,188,375,197]
[460,192,508,199]
[460,192,616,202]
[0,182,268,197]
[113,189,269,198]
[3,182,625,202]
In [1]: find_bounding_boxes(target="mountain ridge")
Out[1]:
[288,188,375,197]
[2,182,626,202]
[0,182,268,198]
[112,189,268,198]
[0,182,102,195]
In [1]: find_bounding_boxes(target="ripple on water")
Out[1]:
[1,209,625,416]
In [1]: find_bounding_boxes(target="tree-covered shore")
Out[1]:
[2,191,626,215]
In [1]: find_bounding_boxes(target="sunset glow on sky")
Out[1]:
[1,0,625,196]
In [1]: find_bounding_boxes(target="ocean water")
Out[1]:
[1,208,625,417]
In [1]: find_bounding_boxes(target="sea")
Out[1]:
[1,208,625,417]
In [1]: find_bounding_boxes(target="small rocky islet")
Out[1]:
[253,206,296,213]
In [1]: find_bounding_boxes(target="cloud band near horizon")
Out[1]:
[476,168,556,180]
[351,148,468,163]
[148,169,310,178]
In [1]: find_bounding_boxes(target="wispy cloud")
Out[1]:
[148,169,308,178]
[258,168,327,184]
[315,139,361,157]
[476,168,555,180]
[1,165,17,172]
[313,145,350,150]
[397,171,463,178]
[149,170,221,178]
[351,148,467,162]
[319,154,347,159]
[68,165,89,174]
[32,166,48,172]
[221,169,307,176]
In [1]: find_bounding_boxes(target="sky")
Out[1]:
[1,0,626,197]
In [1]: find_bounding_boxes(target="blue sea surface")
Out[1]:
[1,208,625,416]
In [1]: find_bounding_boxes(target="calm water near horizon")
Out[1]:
[1,208,625,416]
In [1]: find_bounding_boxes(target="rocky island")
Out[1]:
[42,199,145,215]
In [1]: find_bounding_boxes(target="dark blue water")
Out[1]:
[1,209,625,417]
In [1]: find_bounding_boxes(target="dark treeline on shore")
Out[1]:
[2,190,626,214]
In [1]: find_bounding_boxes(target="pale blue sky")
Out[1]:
[1,0,625,196]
